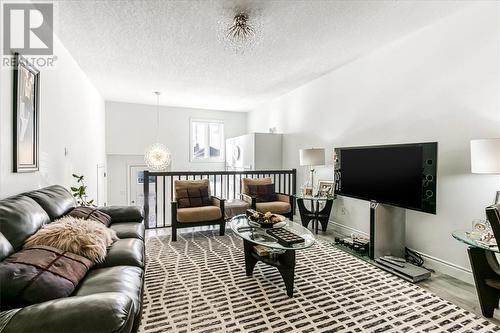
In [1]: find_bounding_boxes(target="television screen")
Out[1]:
[335,142,437,214]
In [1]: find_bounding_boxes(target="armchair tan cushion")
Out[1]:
[276,193,290,203]
[255,201,291,214]
[241,177,272,195]
[177,206,222,223]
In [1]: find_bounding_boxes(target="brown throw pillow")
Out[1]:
[24,216,118,264]
[68,207,112,227]
[0,245,92,310]
[247,184,278,203]
[176,186,211,208]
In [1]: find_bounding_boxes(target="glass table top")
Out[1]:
[293,194,334,201]
[452,230,499,253]
[231,214,316,250]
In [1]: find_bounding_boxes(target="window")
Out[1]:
[190,119,224,162]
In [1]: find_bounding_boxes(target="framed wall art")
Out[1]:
[13,53,40,172]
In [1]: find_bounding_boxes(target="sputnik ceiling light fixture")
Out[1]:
[144,92,171,171]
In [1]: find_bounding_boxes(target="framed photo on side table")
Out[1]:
[13,53,40,172]
[317,180,335,197]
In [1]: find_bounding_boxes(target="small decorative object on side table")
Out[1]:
[294,194,334,234]
[231,214,315,297]
[453,213,500,318]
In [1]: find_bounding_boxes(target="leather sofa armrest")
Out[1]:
[1,293,135,333]
[98,206,144,223]
[0,309,20,332]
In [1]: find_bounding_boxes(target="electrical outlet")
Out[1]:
[341,207,347,215]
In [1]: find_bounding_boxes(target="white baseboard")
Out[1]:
[329,220,474,285]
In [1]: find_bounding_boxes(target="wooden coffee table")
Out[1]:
[231,214,315,297]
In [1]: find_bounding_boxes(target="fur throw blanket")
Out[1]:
[24,216,118,263]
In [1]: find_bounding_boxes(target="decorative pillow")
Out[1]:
[0,245,92,310]
[247,184,278,203]
[24,216,118,263]
[68,206,112,227]
[176,186,211,208]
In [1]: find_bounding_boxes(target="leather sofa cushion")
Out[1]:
[68,207,112,227]
[0,232,14,261]
[256,201,291,214]
[0,195,50,250]
[110,223,145,241]
[177,206,222,223]
[241,177,272,195]
[25,185,76,221]
[96,239,145,269]
[0,246,92,310]
[98,206,144,223]
[75,266,143,316]
[1,292,135,333]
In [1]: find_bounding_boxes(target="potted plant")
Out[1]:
[70,174,95,206]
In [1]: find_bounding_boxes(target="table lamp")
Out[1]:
[470,138,500,204]
[299,148,325,189]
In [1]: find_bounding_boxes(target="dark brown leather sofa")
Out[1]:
[0,185,145,333]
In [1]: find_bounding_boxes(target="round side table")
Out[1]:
[294,195,334,234]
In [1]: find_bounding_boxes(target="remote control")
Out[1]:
[384,256,406,263]
[379,257,405,268]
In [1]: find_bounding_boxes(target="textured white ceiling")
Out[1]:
[55,0,469,111]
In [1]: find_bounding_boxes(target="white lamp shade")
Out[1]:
[299,148,325,166]
[471,139,500,174]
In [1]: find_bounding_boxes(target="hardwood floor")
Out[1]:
[145,220,500,325]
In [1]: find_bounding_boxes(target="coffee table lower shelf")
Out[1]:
[243,239,296,297]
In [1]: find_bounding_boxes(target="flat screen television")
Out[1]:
[334,142,437,214]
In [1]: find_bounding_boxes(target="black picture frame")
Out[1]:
[13,53,40,173]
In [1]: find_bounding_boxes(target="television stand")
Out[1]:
[369,201,430,282]
[369,201,406,259]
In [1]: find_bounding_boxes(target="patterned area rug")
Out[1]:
[139,231,499,333]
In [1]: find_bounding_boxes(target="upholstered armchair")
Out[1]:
[240,177,294,220]
[171,179,225,241]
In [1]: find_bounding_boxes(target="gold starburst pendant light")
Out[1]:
[144,92,171,171]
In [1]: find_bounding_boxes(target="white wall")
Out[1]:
[105,101,247,205]
[106,154,157,206]
[0,36,106,200]
[248,2,500,282]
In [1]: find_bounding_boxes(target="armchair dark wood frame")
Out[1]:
[171,196,225,241]
[240,193,295,220]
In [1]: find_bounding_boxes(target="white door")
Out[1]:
[128,165,165,228]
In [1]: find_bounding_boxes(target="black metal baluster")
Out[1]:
[162,176,166,227]
[170,175,173,202]
[154,175,158,228]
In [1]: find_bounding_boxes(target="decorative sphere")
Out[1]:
[144,143,171,171]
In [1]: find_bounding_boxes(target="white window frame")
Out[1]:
[189,118,225,163]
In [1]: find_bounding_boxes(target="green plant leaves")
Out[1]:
[69,173,94,207]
